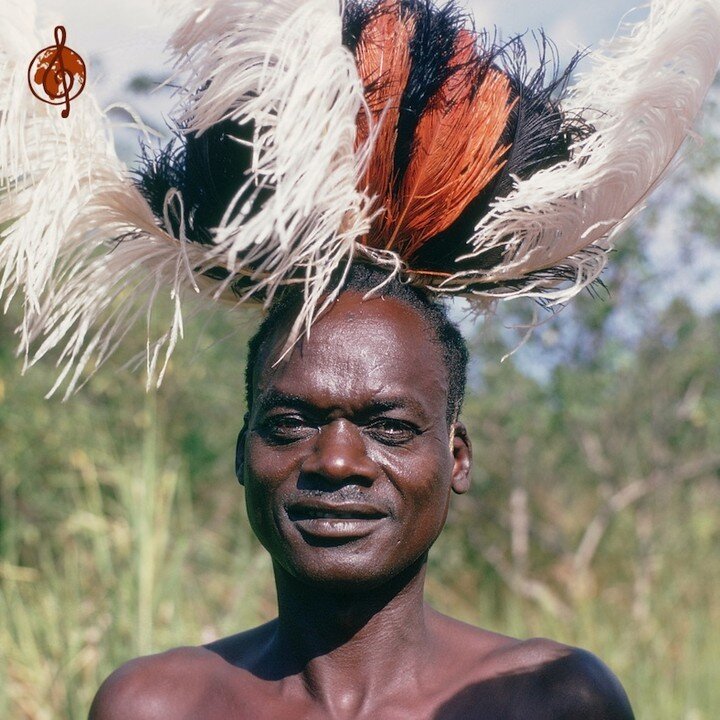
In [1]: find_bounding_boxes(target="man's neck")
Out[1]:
[269,558,435,716]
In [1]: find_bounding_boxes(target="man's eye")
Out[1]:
[365,419,418,445]
[260,416,316,443]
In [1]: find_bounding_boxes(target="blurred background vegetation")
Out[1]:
[2,70,720,720]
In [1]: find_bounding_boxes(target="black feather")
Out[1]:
[342,0,468,195]
[342,0,375,52]
[135,117,267,246]
[455,252,607,300]
[492,33,590,196]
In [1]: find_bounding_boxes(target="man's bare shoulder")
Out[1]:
[203,619,278,665]
[88,622,279,720]
[428,614,633,719]
[505,637,634,719]
[88,646,235,720]
[445,633,635,720]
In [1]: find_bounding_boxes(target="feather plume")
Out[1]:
[345,0,588,276]
[443,0,720,302]
[0,1,219,396]
[0,2,132,338]
[355,0,413,242]
[408,33,587,274]
[392,37,513,257]
[1,0,373,395]
[148,0,374,335]
[3,0,719,397]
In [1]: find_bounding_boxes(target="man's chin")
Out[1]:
[289,553,395,590]
[295,569,406,595]
[278,546,429,595]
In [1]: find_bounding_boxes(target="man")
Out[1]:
[89,264,635,719]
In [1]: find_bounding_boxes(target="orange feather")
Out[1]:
[388,32,514,258]
[355,0,413,246]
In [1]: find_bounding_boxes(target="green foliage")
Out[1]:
[2,289,719,718]
[2,83,719,718]
[0,302,275,718]
[429,300,720,719]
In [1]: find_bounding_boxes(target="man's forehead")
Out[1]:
[252,293,449,415]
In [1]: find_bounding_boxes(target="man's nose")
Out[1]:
[300,419,377,485]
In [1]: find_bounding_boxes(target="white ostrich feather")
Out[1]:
[1,0,372,395]
[444,0,720,303]
[0,2,121,315]
[0,1,192,396]
[3,0,719,396]
[166,0,372,339]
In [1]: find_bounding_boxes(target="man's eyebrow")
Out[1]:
[254,391,430,418]
[366,399,435,425]
[255,391,313,415]
[361,399,421,414]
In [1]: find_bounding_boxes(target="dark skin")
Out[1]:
[89,292,635,720]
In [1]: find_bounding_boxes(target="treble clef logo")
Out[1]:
[27,25,86,118]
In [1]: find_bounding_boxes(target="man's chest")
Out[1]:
[194,671,548,720]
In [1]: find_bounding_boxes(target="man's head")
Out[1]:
[236,264,472,591]
[244,263,469,426]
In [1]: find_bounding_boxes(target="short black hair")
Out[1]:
[244,263,468,425]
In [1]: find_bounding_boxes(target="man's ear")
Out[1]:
[450,421,472,495]
[235,413,249,486]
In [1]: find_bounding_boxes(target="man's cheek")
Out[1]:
[246,444,298,488]
[244,483,280,547]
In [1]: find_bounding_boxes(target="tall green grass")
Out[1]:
[2,307,719,719]
[3,414,718,719]
[1,390,274,718]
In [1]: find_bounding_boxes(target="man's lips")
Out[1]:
[286,500,389,538]
[287,500,388,521]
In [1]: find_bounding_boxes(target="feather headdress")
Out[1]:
[1,0,719,395]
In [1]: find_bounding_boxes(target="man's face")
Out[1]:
[238,292,472,591]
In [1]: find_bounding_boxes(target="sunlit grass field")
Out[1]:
[2,303,719,719]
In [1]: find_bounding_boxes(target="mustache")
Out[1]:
[285,488,393,514]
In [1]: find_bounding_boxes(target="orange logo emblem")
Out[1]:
[27,26,86,118]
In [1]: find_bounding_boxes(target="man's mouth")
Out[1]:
[286,501,388,538]
[287,504,386,521]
